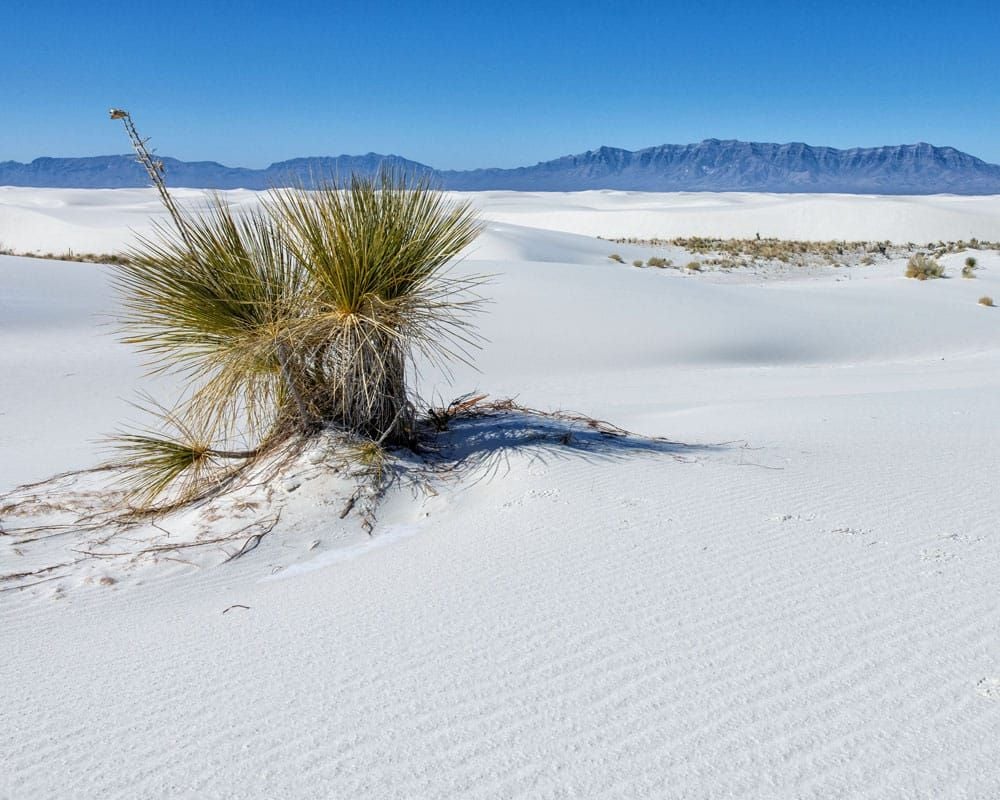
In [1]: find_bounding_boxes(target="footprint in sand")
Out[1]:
[918,534,979,570]
[975,678,1000,701]
[831,526,872,537]
[768,513,816,523]
[500,487,562,510]
[919,547,955,563]
[938,532,982,546]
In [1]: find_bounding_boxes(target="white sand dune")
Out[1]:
[471,190,1000,242]
[2,190,1000,799]
[3,186,1000,254]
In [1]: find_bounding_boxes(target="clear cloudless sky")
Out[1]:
[2,0,999,168]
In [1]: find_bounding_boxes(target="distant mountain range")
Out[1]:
[3,140,1000,194]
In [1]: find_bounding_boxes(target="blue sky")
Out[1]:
[3,0,998,168]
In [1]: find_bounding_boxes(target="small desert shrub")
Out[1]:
[905,253,944,280]
[979,296,995,307]
[632,259,644,268]
[608,253,624,263]
[646,256,670,268]
[686,260,703,272]
[963,256,978,278]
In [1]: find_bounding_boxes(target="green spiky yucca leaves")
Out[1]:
[112,173,483,506]
[110,396,259,507]
[270,172,483,440]
[117,198,308,439]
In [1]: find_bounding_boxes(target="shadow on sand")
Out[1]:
[405,400,731,486]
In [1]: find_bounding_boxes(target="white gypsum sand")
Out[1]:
[3,186,1000,254]
[2,189,1000,799]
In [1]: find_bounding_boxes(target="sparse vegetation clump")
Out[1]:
[905,253,944,280]
[632,259,644,268]
[963,256,978,278]
[0,247,130,265]
[602,235,1000,272]
[610,235,896,267]
[979,296,995,307]
[608,253,624,263]
[686,260,703,272]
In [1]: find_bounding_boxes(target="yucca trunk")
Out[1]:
[326,321,412,443]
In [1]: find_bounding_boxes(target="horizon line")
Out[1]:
[3,138,996,172]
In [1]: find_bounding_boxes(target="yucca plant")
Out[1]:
[108,113,483,505]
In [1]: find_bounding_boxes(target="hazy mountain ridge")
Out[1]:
[3,140,1000,194]
[439,141,1000,193]
[0,153,432,190]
